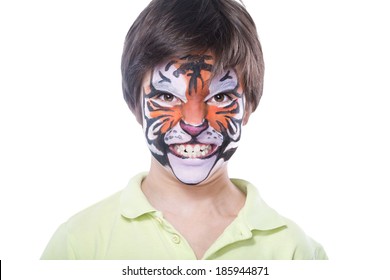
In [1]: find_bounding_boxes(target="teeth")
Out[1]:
[186,145,193,153]
[173,144,212,158]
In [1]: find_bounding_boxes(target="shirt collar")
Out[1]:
[231,178,287,231]
[120,172,157,219]
[120,173,287,231]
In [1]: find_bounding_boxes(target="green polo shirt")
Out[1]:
[41,173,327,260]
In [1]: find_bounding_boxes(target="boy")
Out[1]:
[41,0,327,260]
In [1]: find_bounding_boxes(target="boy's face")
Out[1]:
[141,55,245,184]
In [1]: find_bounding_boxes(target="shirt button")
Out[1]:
[155,217,163,225]
[172,234,181,244]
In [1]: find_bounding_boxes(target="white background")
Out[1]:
[1,0,389,278]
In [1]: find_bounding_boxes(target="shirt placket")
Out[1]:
[151,212,197,260]
[202,219,253,260]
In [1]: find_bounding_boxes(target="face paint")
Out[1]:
[142,55,245,185]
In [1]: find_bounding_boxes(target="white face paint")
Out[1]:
[142,55,245,185]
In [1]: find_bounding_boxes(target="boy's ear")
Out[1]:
[242,110,251,126]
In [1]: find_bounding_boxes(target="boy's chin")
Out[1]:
[167,153,221,185]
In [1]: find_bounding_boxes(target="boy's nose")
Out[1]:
[181,97,206,126]
[180,120,208,137]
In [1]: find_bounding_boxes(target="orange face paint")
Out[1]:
[142,55,245,184]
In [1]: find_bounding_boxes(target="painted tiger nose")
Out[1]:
[180,120,208,137]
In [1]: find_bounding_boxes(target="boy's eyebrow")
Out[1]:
[219,70,233,82]
[204,70,239,100]
[204,81,238,101]
[151,67,188,102]
[158,71,171,84]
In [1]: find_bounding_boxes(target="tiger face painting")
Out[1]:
[142,55,245,185]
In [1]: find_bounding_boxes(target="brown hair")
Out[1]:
[121,0,264,124]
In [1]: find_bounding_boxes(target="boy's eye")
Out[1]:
[160,93,174,102]
[213,94,226,102]
[207,93,234,106]
[153,92,182,106]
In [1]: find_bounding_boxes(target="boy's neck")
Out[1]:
[141,157,245,216]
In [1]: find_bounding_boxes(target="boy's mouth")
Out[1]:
[169,143,218,159]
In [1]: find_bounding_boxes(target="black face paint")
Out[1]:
[142,56,245,184]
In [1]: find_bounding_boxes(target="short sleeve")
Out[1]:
[40,223,76,260]
[314,242,328,260]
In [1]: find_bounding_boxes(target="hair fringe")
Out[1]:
[122,0,264,123]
